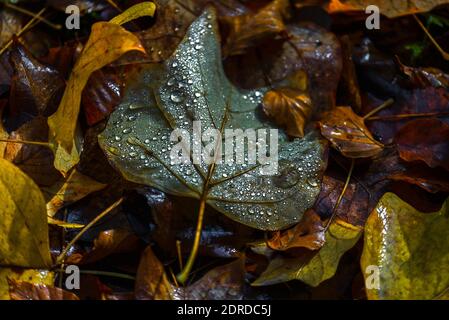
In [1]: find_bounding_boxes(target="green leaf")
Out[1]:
[0,159,52,268]
[252,219,361,286]
[361,192,449,300]
[99,7,327,231]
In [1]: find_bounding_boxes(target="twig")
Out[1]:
[3,3,61,30]
[56,198,124,265]
[413,14,449,61]
[363,98,395,120]
[0,138,53,148]
[367,111,449,121]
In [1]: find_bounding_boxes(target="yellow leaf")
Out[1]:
[109,2,156,26]
[361,192,449,300]
[48,19,148,175]
[0,268,54,300]
[0,159,52,268]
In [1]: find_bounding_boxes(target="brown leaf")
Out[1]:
[267,209,325,251]
[319,107,384,158]
[8,279,79,300]
[325,0,449,18]
[262,70,313,138]
[395,119,449,171]
[222,0,289,57]
[4,117,62,187]
[8,41,65,128]
[225,22,342,115]
[135,246,175,300]
[398,60,449,89]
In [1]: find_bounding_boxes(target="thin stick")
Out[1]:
[0,7,47,56]
[176,195,207,284]
[0,138,53,148]
[413,14,449,61]
[56,198,123,265]
[4,3,61,30]
[325,159,355,230]
[106,0,123,13]
[79,270,135,280]
[367,111,449,121]
[176,240,183,271]
[363,98,395,120]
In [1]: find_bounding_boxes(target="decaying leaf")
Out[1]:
[361,192,449,300]
[320,106,384,158]
[135,246,245,300]
[222,0,289,57]
[0,159,52,268]
[0,269,54,300]
[48,7,151,175]
[44,169,107,217]
[8,279,79,300]
[262,70,313,138]
[267,209,325,251]
[395,118,449,171]
[99,8,327,231]
[253,219,362,287]
[325,0,449,18]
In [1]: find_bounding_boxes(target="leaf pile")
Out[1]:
[0,0,449,300]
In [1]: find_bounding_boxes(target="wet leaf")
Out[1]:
[222,0,289,57]
[135,245,245,300]
[253,219,362,287]
[262,71,313,138]
[361,192,449,299]
[44,169,107,217]
[325,0,449,18]
[8,42,65,129]
[48,13,149,176]
[8,279,79,300]
[0,269,54,300]
[4,116,61,187]
[0,158,52,268]
[319,107,384,158]
[267,209,325,251]
[99,8,327,231]
[395,118,449,171]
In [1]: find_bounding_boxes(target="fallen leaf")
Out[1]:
[0,158,52,268]
[0,268,54,300]
[262,70,313,138]
[319,106,384,158]
[48,7,151,175]
[135,246,175,300]
[44,169,107,217]
[253,219,362,287]
[4,116,62,187]
[8,279,79,300]
[99,8,327,231]
[398,60,449,89]
[109,2,156,25]
[395,118,449,171]
[326,0,449,18]
[222,0,289,57]
[361,192,449,299]
[267,209,325,251]
[8,41,65,129]
[135,245,245,300]
[225,22,342,115]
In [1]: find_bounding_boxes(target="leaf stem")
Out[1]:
[413,14,449,61]
[325,159,355,230]
[176,194,207,285]
[56,198,123,265]
[0,138,53,148]
[0,7,46,56]
[366,111,449,121]
[363,98,394,120]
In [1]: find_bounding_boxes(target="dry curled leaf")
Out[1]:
[267,209,325,251]
[48,6,152,175]
[222,0,289,57]
[319,106,384,158]
[262,70,313,138]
